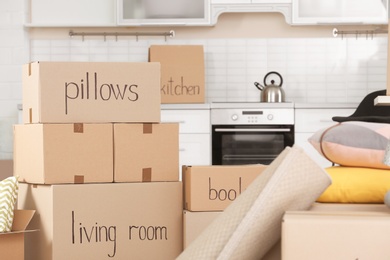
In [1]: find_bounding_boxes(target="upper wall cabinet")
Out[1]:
[117,0,210,26]
[26,0,387,27]
[210,0,293,25]
[291,0,388,25]
[26,0,116,27]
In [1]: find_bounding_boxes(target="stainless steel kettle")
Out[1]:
[254,71,285,102]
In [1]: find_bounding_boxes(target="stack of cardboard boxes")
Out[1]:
[15,61,183,260]
[181,164,267,248]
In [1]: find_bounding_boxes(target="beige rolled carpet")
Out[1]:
[177,145,332,260]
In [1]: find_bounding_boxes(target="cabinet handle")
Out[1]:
[179,148,186,152]
[214,128,291,133]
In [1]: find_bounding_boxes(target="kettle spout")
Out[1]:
[254,82,264,91]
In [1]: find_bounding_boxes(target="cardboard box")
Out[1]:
[183,210,222,249]
[282,211,390,260]
[183,164,267,211]
[0,160,13,180]
[149,45,205,104]
[14,123,113,184]
[18,182,183,260]
[114,123,179,182]
[23,61,161,123]
[183,210,280,260]
[0,210,36,260]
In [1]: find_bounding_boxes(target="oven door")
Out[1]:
[212,125,294,165]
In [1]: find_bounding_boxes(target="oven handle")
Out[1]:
[214,128,292,133]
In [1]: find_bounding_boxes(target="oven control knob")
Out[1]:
[267,114,274,120]
[231,114,239,121]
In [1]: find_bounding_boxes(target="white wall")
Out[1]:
[0,5,388,159]
[0,0,29,159]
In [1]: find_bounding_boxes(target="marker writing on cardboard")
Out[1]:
[64,72,139,114]
[128,225,168,240]
[161,76,200,96]
[209,177,242,201]
[71,211,117,258]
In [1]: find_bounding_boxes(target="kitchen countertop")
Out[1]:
[161,103,359,110]
[294,103,358,109]
[161,103,211,110]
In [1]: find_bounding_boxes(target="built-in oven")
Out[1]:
[211,102,294,165]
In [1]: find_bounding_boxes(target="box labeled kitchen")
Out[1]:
[18,182,183,260]
[149,45,205,104]
[282,211,390,260]
[14,123,113,184]
[183,164,267,211]
[0,210,36,260]
[22,61,161,123]
[114,123,179,182]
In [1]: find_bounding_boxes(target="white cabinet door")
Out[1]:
[29,0,116,26]
[295,108,355,133]
[161,110,210,134]
[292,0,388,25]
[179,134,211,166]
[211,0,290,3]
[117,0,211,26]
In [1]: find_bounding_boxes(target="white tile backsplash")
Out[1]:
[0,0,389,159]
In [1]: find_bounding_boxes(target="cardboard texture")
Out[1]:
[149,45,205,104]
[114,123,179,182]
[0,210,36,260]
[14,123,113,184]
[282,211,390,260]
[183,164,267,211]
[183,210,221,249]
[0,160,13,180]
[22,61,161,123]
[18,182,183,260]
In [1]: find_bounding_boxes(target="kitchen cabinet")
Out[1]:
[161,108,211,178]
[291,0,388,25]
[27,0,210,27]
[26,0,116,27]
[117,0,210,26]
[294,107,356,169]
[211,0,290,3]
[210,1,292,25]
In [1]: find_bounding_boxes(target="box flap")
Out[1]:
[11,210,36,231]
[284,210,390,220]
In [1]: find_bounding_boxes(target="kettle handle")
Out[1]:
[264,71,283,87]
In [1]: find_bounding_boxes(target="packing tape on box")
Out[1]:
[142,168,152,182]
[29,108,32,123]
[74,175,84,184]
[73,123,84,133]
[143,124,153,134]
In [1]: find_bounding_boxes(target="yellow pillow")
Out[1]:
[317,166,390,203]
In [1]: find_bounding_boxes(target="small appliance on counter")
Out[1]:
[254,71,286,103]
